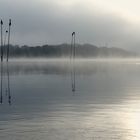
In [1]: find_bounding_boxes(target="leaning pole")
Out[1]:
[7,19,11,62]
[71,32,76,92]
[1,20,3,62]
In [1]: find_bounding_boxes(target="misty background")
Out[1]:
[1,0,140,52]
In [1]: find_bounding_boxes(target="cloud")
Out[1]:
[0,0,140,50]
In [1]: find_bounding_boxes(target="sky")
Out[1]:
[1,0,140,50]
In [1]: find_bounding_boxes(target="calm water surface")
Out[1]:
[0,58,140,140]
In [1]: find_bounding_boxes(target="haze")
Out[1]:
[1,0,140,51]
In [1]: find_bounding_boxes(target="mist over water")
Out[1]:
[1,58,140,140]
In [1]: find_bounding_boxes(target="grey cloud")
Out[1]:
[0,0,140,50]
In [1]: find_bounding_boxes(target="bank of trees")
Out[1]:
[5,44,136,58]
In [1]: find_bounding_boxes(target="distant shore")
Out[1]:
[4,44,137,58]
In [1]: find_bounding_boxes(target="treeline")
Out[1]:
[4,44,137,57]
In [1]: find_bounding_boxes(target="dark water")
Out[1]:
[1,58,140,140]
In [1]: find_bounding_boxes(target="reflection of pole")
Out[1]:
[7,19,11,62]
[71,32,76,92]
[0,62,3,104]
[6,62,11,105]
[1,20,3,62]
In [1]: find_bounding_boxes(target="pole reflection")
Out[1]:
[0,62,11,105]
[0,61,3,104]
[6,62,11,105]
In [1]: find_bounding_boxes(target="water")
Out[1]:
[1,58,140,140]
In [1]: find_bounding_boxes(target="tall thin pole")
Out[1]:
[73,32,75,92]
[71,32,75,58]
[0,20,3,103]
[70,34,73,59]
[73,32,75,60]
[1,20,3,62]
[3,30,8,59]
[71,32,76,92]
[7,19,11,62]
[4,30,8,47]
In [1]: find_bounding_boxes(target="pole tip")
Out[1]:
[72,32,75,36]
[1,20,3,25]
[9,19,11,26]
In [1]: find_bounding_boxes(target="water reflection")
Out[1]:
[0,62,11,105]
[1,59,140,140]
[6,62,11,105]
[0,61,3,103]
[3,59,140,75]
